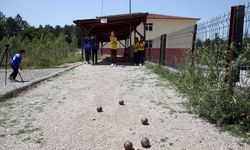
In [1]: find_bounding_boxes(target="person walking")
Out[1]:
[83,37,92,64]
[9,49,26,81]
[91,36,99,65]
[110,31,118,67]
[133,37,139,65]
[138,37,145,66]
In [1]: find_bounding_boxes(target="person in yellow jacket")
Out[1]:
[138,37,145,66]
[110,31,118,66]
[133,37,139,65]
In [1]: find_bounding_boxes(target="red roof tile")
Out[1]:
[147,13,199,20]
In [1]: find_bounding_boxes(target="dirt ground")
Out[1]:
[0,64,249,150]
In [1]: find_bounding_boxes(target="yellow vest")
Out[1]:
[133,42,139,52]
[138,41,145,51]
[110,36,117,49]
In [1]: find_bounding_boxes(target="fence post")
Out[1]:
[159,35,163,65]
[162,34,167,65]
[226,5,245,84]
[191,24,198,66]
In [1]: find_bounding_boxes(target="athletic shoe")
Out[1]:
[139,63,142,66]
[111,63,114,67]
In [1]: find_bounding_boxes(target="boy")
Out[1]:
[133,37,139,65]
[91,36,99,64]
[9,49,26,81]
[138,37,145,66]
[83,37,92,64]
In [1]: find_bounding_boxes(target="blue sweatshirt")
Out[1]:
[9,53,22,69]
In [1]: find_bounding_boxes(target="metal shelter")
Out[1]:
[73,12,148,62]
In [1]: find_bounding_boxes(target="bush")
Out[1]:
[145,41,250,141]
[0,33,79,68]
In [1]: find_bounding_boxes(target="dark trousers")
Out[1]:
[10,68,18,80]
[111,49,117,63]
[134,52,138,65]
[85,50,90,62]
[92,50,98,64]
[138,51,145,65]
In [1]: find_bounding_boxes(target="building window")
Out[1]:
[145,40,153,48]
[146,23,153,31]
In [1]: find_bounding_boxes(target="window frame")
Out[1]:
[145,23,153,31]
[145,40,153,48]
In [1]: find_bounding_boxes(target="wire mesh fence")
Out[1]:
[145,36,161,63]
[196,11,231,42]
[146,26,195,68]
[145,3,250,87]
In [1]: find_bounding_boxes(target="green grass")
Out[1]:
[34,138,44,144]
[145,61,250,143]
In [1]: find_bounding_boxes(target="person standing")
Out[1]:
[9,49,26,81]
[91,36,99,65]
[83,37,92,64]
[133,37,139,65]
[110,31,118,66]
[138,37,145,66]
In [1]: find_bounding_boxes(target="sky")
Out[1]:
[0,0,249,27]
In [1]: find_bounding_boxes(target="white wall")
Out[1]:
[103,18,197,48]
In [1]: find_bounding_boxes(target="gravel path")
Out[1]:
[0,63,80,99]
[0,64,249,150]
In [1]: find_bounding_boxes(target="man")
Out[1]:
[9,49,26,81]
[83,37,92,64]
[91,36,99,65]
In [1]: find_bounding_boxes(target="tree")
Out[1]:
[0,11,5,20]
[21,26,36,40]
[54,25,62,37]
[63,25,74,43]
[0,20,6,40]
[5,17,18,36]
[15,14,29,34]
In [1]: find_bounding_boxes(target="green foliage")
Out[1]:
[0,11,82,68]
[145,40,250,139]
[0,33,79,68]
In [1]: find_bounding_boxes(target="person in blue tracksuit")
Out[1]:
[83,37,92,64]
[91,36,99,64]
[9,49,26,81]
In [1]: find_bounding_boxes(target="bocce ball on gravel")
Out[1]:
[141,137,151,148]
[97,106,102,112]
[123,140,133,150]
[141,117,149,125]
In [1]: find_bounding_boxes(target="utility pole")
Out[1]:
[129,0,131,14]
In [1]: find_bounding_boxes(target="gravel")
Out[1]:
[0,63,249,150]
[0,62,81,100]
